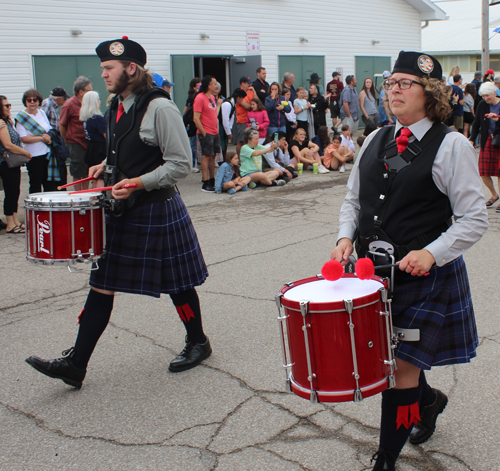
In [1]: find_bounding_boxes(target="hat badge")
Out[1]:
[417,55,434,74]
[109,41,125,56]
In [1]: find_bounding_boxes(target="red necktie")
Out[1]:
[116,103,125,123]
[396,128,412,154]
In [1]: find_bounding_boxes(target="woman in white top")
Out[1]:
[15,89,53,193]
[448,66,459,86]
[359,77,379,128]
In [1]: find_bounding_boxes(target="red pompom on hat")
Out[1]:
[321,260,344,281]
[355,258,375,280]
[122,35,129,39]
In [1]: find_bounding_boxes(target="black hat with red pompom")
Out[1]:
[95,36,147,67]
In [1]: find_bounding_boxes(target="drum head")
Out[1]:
[284,278,383,304]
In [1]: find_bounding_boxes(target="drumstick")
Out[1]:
[69,183,137,195]
[57,175,97,190]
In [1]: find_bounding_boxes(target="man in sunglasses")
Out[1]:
[331,51,487,470]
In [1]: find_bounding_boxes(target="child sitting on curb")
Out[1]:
[215,151,256,194]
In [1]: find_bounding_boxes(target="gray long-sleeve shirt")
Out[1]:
[117,93,192,191]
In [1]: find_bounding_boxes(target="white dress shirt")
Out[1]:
[337,117,488,266]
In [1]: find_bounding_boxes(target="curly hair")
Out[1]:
[383,77,451,123]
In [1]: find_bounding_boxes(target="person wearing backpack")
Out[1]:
[220,89,246,160]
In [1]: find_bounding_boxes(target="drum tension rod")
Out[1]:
[344,299,364,402]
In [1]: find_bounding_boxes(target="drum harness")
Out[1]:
[358,124,454,348]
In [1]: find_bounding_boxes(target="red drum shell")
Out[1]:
[280,274,391,402]
[25,192,105,265]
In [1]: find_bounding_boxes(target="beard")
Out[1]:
[108,70,130,95]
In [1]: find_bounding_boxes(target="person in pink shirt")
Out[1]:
[246,98,269,144]
[193,75,222,193]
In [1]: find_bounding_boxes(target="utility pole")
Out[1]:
[483,0,490,73]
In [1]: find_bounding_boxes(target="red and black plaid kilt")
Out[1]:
[479,134,500,176]
[89,193,208,298]
[391,256,478,370]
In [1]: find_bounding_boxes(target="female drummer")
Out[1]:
[331,51,488,470]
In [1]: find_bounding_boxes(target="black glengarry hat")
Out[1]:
[392,51,442,80]
[96,36,147,67]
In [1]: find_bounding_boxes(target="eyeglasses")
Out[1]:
[386,79,423,90]
[26,98,39,103]
[3,103,12,108]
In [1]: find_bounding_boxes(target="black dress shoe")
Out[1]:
[0,220,7,230]
[371,448,397,470]
[409,388,448,445]
[168,337,212,372]
[25,348,86,389]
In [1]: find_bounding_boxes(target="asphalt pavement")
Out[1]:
[0,160,499,471]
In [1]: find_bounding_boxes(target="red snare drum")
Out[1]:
[25,191,105,266]
[276,274,395,403]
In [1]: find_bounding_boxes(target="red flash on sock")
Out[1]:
[175,303,195,322]
[77,308,85,325]
[396,402,421,429]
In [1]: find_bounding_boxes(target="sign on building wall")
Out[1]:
[246,32,260,54]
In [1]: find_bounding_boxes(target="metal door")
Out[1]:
[171,55,194,111]
[229,55,262,94]
[33,55,107,107]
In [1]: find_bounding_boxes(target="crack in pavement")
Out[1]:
[1,318,485,471]
[206,232,334,268]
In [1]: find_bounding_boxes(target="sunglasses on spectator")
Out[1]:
[26,98,39,103]
[3,103,12,108]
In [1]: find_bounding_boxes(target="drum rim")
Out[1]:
[289,374,389,398]
[26,253,104,265]
[24,192,104,209]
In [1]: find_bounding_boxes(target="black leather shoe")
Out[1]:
[371,448,397,470]
[409,388,448,445]
[168,337,212,372]
[25,348,86,389]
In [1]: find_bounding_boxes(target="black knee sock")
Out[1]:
[419,370,436,407]
[169,288,206,345]
[379,386,422,456]
[72,290,114,369]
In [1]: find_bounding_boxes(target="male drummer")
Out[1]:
[331,51,487,470]
[26,37,211,388]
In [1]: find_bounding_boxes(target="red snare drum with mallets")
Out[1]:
[275,273,396,403]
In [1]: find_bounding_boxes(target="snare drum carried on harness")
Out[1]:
[25,191,105,268]
[276,274,396,403]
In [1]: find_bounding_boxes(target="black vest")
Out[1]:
[108,88,169,178]
[107,88,175,210]
[358,123,453,246]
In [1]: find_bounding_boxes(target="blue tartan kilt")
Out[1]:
[89,193,208,298]
[392,256,478,370]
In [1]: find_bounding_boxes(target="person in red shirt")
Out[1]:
[193,75,223,193]
[59,76,92,190]
[326,71,344,131]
